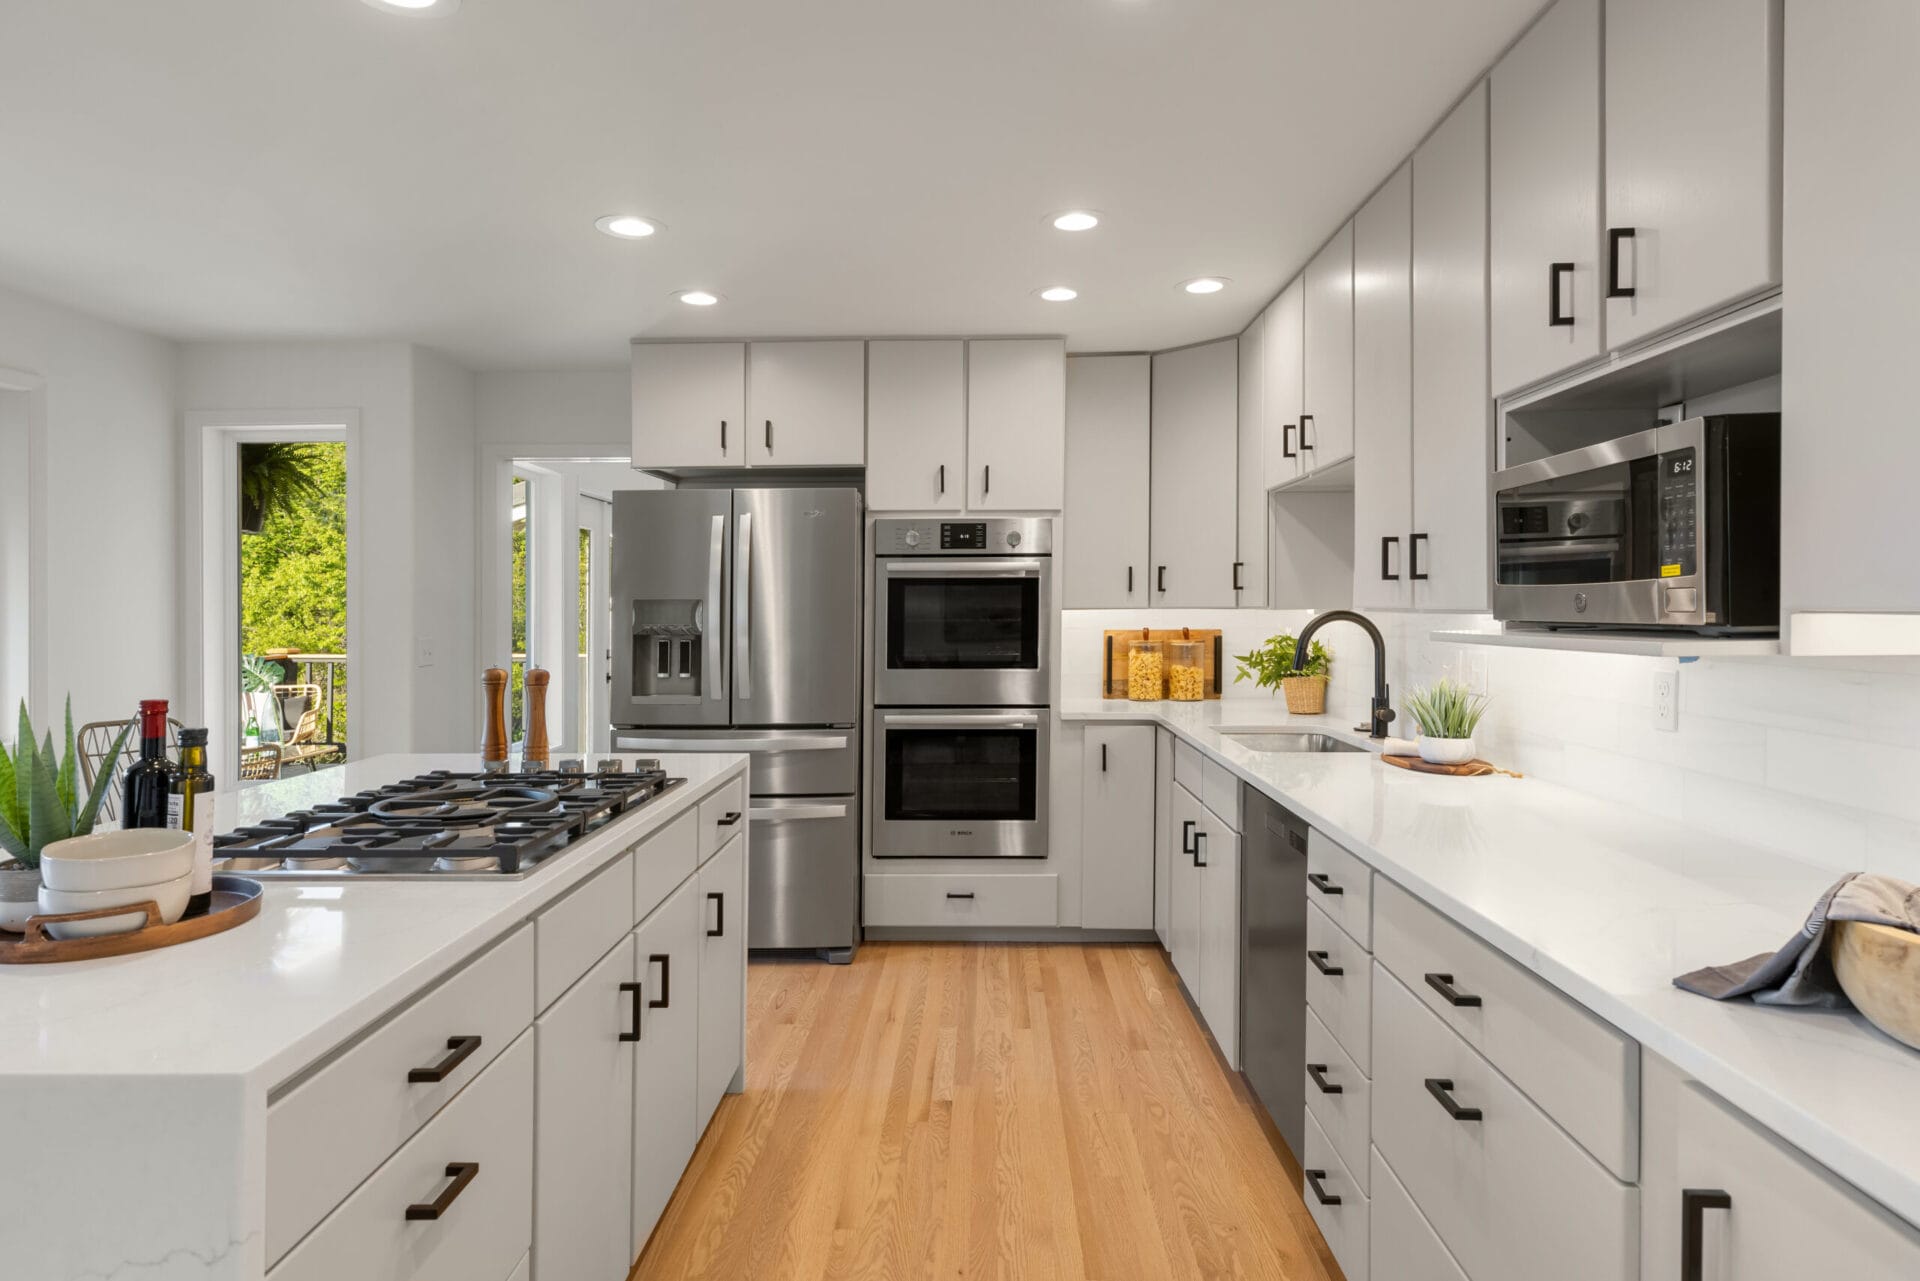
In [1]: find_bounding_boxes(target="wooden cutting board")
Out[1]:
[1100,629,1226,700]
[1381,754,1523,779]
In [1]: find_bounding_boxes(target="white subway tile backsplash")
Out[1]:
[1064,607,1920,882]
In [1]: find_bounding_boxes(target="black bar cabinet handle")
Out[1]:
[406,1162,480,1221]
[946,891,975,900]
[618,981,644,1042]
[1607,227,1636,298]
[1303,1169,1342,1207]
[1157,565,1167,593]
[1307,949,1343,977]
[648,953,671,1009]
[1381,535,1400,582]
[408,1035,482,1084]
[1232,561,1244,591]
[1282,422,1297,459]
[938,463,945,495]
[1549,261,1575,325]
[1425,1077,1482,1122]
[764,418,772,451]
[1192,830,1208,868]
[1299,412,1315,451]
[707,891,725,937]
[1410,532,1430,581]
[1181,819,1195,854]
[1307,872,1344,896]
[717,810,743,827]
[1425,971,1482,1008]
[1127,565,1134,594]
[1306,1062,1343,1095]
[983,464,990,495]
[1681,1189,1731,1281]
[720,420,727,452]
[1100,743,1108,772]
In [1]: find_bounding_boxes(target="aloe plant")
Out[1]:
[0,699,127,869]
[1405,678,1489,741]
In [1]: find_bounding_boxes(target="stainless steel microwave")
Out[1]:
[1491,414,1780,632]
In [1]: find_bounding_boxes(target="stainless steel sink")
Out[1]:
[1221,731,1367,754]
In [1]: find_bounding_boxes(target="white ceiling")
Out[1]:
[0,0,1544,369]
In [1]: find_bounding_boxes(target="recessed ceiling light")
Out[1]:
[1050,210,1101,232]
[1182,276,1229,295]
[363,0,459,13]
[676,290,720,307]
[1038,286,1078,302]
[595,214,660,240]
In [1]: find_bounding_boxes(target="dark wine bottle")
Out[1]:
[121,699,176,830]
[170,728,216,916]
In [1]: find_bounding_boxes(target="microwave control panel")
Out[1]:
[1658,448,1698,578]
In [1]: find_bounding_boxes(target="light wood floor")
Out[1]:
[631,942,1341,1281]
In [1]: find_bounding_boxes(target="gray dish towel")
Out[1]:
[1675,873,1920,1007]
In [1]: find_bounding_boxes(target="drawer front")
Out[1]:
[863,872,1059,928]
[1369,1147,1468,1281]
[698,774,748,860]
[1307,827,1373,949]
[634,807,699,925]
[1371,967,1636,1281]
[536,853,637,1011]
[1173,736,1204,793]
[1306,900,1372,1074]
[1302,1106,1370,1281]
[1305,1006,1371,1194]
[1669,1080,1920,1281]
[1373,877,1638,1179]
[270,1030,535,1281]
[267,924,534,1265]
[1201,757,1241,831]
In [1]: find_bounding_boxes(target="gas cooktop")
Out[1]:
[212,762,685,880]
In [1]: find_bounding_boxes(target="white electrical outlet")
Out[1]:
[1462,650,1490,697]
[416,639,436,669]
[1652,670,1678,732]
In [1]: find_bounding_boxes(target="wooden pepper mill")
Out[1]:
[481,668,509,771]
[523,668,551,768]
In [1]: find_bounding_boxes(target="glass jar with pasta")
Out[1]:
[1126,639,1165,701]
[1167,638,1207,701]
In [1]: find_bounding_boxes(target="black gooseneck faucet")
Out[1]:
[1292,610,1395,740]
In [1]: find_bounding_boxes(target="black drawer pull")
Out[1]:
[1307,949,1343,977]
[619,980,644,1041]
[717,810,743,828]
[406,1162,480,1221]
[1282,421,1297,459]
[1425,1077,1482,1122]
[1157,565,1166,593]
[1381,535,1400,582]
[1424,972,1482,1008]
[407,1035,481,1084]
[1681,1188,1731,1281]
[1549,261,1575,326]
[1232,561,1244,592]
[1307,872,1343,896]
[1192,830,1208,868]
[1409,532,1429,581]
[1181,819,1195,855]
[946,891,975,900]
[1303,1168,1342,1206]
[707,891,725,937]
[1307,1062,1343,1095]
[648,953,671,1008]
[1299,413,1315,452]
[1607,227,1636,298]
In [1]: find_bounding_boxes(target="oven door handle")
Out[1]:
[881,560,1043,577]
[613,733,849,754]
[879,713,1042,730]
[1497,537,1625,562]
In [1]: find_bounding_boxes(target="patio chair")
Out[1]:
[77,715,183,823]
[272,684,343,770]
[239,743,283,781]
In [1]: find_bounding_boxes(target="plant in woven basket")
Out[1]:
[0,699,127,869]
[1232,634,1331,692]
[1405,678,1489,741]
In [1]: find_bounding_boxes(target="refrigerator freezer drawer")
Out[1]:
[747,797,858,951]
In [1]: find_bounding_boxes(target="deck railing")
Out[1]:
[265,652,348,751]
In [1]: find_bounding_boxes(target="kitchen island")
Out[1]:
[0,751,750,1281]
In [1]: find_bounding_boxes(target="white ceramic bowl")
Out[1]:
[39,828,193,892]
[1418,736,1478,766]
[36,871,192,939]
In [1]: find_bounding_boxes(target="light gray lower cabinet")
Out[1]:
[697,833,748,1129]
[1370,1147,1468,1281]
[629,878,704,1259]
[1081,724,1156,929]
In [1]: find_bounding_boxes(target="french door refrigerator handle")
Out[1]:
[706,514,725,701]
[734,511,753,700]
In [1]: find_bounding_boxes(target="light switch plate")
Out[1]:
[1652,670,1677,732]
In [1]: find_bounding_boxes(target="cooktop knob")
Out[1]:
[903,528,920,548]
[1007,530,1022,548]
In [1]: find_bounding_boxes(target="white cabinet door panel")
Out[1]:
[696,832,747,1131]
[1262,279,1305,490]
[1302,222,1355,469]
[1235,316,1268,606]
[1195,816,1240,1067]
[1063,354,1151,607]
[1081,724,1156,929]
[969,339,1065,510]
[630,879,703,1258]
[746,340,865,467]
[1150,338,1239,607]
[1305,902,1371,1074]
[1305,1005,1371,1195]
[1352,163,1414,612]
[1370,1147,1469,1281]
[630,343,744,470]
[866,340,964,511]
[1168,783,1204,992]
[1302,1107,1370,1281]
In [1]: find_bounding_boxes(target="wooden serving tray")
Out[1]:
[1101,629,1226,700]
[0,874,264,964]
[1381,754,1523,779]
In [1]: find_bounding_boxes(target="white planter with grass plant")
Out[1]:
[1407,678,1488,766]
[0,700,128,932]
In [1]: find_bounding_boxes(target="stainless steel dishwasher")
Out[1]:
[1240,786,1308,1163]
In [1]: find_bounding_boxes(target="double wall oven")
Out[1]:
[869,518,1052,860]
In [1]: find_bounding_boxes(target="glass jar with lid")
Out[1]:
[1167,638,1207,701]
[1126,637,1164,701]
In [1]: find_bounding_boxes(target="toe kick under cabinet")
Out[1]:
[264,774,749,1281]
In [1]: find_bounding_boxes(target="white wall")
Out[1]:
[0,282,178,728]
[0,389,28,719]
[476,368,630,451]
[410,347,479,751]
[1065,608,1920,883]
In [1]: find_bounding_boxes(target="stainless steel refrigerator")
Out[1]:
[610,487,862,962]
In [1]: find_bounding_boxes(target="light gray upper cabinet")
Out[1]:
[865,340,964,511]
[1150,338,1239,608]
[1604,0,1781,349]
[1491,0,1603,396]
[630,342,745,470]
[1235,312,1268,606]
[745,340,866,467]
[1063,354,1151,608]
[1261,277,1306,490]
[968,338,1066,511]
[1301,222,1355,470]
[1352,163,1414,613]
[1411,82,1492,611]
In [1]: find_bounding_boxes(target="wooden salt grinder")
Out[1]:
[523,668,551,768]
[481,667,509,770]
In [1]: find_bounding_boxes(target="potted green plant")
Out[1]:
[238,441,327,535]
[1232,633,1333,715]
[0,700,127,931]
[1405,678,1489,765]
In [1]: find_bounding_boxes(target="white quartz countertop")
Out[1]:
[0,753,746,1089]
[1062,696,1920,1228]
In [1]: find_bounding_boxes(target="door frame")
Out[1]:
[579,494,613,754]
[0,366,47,720]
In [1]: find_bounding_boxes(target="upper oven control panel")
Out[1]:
[873,517,1053,557]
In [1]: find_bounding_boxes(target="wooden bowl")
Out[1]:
[1832,921,1920,1052]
